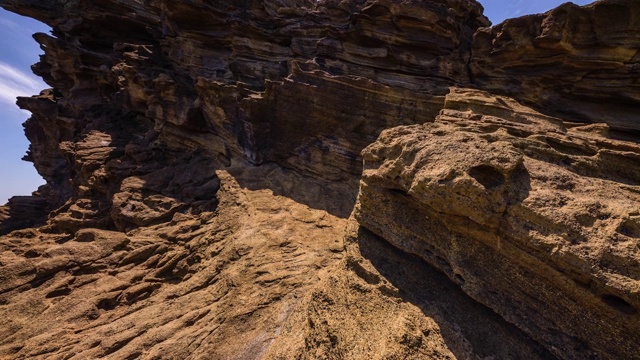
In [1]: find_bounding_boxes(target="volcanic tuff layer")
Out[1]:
[0,0,639,359]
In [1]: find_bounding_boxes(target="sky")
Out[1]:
[481,0,592,25]
[0,8,49,205]
[0,1,594,204]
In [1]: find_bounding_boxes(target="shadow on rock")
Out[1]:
[354,226,558,360]
[228,161,359,219]
[0,196,49,236]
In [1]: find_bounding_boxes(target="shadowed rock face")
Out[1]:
[0,0,488,229]
[0,0,639,359]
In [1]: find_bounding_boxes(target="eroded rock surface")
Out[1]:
[472,0,640,131]
[0,0,639,359]
[357,87,640,359]
[0,166,348,359]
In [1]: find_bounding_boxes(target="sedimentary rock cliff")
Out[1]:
[472,0,640,131]
[0,0,638,359]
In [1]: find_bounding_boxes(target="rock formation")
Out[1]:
[0,0,638,359]
[472,0,640,131]
[357,87,640,359]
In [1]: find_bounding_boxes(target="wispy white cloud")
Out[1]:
[0,17,19,30]
[0,62,43,112]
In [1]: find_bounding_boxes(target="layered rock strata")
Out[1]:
[356,87,640,359]
[0,0,639,359]
[0,0,488,232]
[472,0,640,131]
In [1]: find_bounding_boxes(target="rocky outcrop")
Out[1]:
[1,0,640,359]
[356,87,640,359]
[472,0,640,131]
[0,0,488,232]
[0,196,49,235]
[0,166,348,359]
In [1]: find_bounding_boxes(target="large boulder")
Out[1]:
[357,87,640,359]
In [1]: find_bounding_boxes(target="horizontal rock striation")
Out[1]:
[356,87,640,359]
[472,0,640,131]
[1,0,639,358]
[0,0,488,231]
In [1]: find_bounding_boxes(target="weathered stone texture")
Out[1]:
[472,0,640,131]
[0,0,639,359]
[356,87,640,359]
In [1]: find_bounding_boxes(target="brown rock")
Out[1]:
[0,196,49,235]
[357,87,640,359]
[0,0,639,358]
[472,0,640,131]
[0,166,348,359]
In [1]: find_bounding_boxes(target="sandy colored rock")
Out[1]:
[357,87,640,359]
[0,163,347,359]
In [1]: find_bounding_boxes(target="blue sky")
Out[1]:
[0,1,594,204]
[0,8,49,205]
[482,0,592,24]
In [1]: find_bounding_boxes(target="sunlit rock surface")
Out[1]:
[357,87,640,359]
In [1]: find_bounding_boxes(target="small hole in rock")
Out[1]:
[97,298,118,311]
[24,250,39,258]
[45,287,71,298]
[468,165,505,189]
[387,188,411,199]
